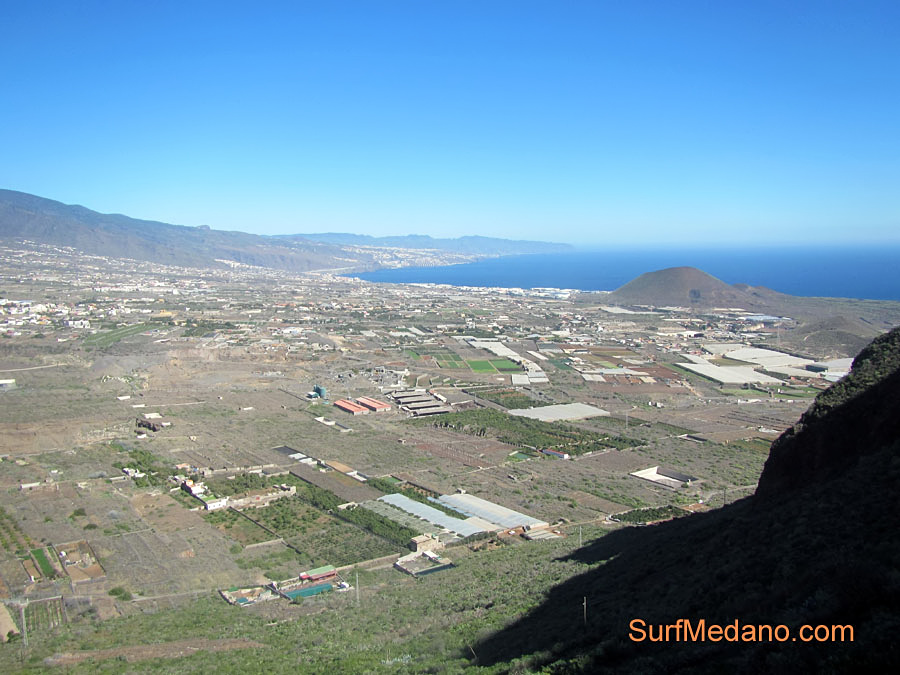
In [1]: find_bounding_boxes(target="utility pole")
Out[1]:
[19,603,28,648]
[583,597,587,627]
[355,570,360,606]
[579,526,582,547]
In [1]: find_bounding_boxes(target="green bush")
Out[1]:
[410,409,641,455]
[108,587,133,601]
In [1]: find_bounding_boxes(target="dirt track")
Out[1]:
[45,637,267,665]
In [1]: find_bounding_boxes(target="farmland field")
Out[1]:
[410,408,643,455]
[0,506,32,557]
[203,509,276,547]
[239,496,398,568]
[31,547,56,578]
[83,322,153,348]
[24,597,65,633]
[475,388,549,410]
[407,346,466,369]
[489,358,521,372]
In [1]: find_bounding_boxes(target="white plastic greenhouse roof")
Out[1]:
[378,493,487,538]
[436,494,546,530]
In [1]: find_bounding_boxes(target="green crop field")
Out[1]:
[466,360,496,373]
[83,322,152,348]
[489,359,521,372]
[31,547,56,578]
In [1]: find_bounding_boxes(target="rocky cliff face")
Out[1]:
[757,327,900,497]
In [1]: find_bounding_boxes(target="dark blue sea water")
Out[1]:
[351,246,900,301]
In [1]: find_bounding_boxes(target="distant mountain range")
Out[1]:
[0,189,569,272]
[283,232,571,255]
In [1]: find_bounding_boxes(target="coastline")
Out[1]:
[347,246,900,302]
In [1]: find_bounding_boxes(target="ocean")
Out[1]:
[351,246,900,301]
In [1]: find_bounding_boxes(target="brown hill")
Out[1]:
[608,266,768,309]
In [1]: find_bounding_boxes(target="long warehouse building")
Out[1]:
[334,399,369,415]
[356,396,391,412]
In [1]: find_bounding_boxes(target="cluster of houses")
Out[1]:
[179,478,296,511]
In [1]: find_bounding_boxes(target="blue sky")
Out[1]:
[2,1,898,245]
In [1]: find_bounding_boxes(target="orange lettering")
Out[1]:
[628,619,646,642]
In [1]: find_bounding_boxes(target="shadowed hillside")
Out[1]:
[474,327,900,673]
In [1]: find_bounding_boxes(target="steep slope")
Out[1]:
[0,189,362,272]
[782,315,881,358]
[757,327,900,496]
[475,327,900,673]
[0,189,571,273]
[608,266,764,309]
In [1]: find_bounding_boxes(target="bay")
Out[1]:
[350,245,900,301]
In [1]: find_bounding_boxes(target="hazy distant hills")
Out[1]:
[477,327,900,672]
[0,189,568,272]
[0,189,367,272]
[286,232,572,255]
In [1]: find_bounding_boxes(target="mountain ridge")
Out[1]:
[0,189,358,272]
[0,189,569,271]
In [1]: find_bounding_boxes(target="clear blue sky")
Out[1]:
[2,1,898,245]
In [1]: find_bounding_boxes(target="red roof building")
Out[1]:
[356,396,392,412]
[334,399,368,415]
